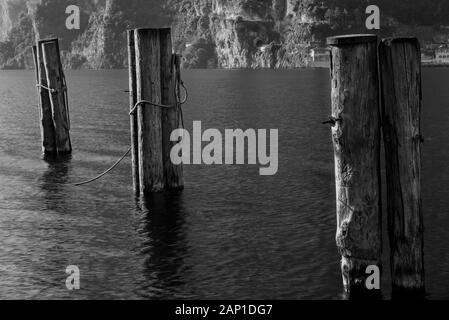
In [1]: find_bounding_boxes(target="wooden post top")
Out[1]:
[327,34,377,46]
[132,27,171,32]
[37,38,59,44]
[131,28,172,41]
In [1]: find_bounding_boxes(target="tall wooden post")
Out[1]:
[134,28,165,195]
[128,30,140,195]
[160,29,184,191]
[327,35,382,295]
[379,37,425,296]
[130,28,184,197]
[41,39,72,154]
[33,39,71,155]
[33,40,57,155]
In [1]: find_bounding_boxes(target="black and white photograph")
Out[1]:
[0,0,448,309]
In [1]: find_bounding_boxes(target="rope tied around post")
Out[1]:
[36,64,70,133]
[36,83,57,93]
[36,84,67,94]
[73,63,188,187]
[129,81,188,115]
[36,81,70,133]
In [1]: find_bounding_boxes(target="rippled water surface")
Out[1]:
[0,69,449,299]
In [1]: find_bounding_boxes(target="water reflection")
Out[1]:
[40,154,72,212]
[137,192,190,298]
[2,69,449,299]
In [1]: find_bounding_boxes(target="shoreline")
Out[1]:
[2,64,449,71]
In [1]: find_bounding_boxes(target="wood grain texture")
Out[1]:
[35,40,56,154]
[379,38,425,294]
[160,29,184,191]
[128,30,140,195]
[32,46,39,83]
[135,28,164,195]
[327,35,382,294]
[42,40,72,154]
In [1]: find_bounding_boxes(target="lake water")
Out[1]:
[0,68,449,300]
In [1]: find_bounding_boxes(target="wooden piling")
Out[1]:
[327,35,382,295]
[130,28,185,196]
[41,39,72,154]
[160,29,184,190]
[128,30,140,195]
[134,28,165,195]
[33,40,57,155]
[379,37,425,295]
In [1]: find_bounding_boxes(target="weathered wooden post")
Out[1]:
[134,28,165,195]
[128,30,140,195]
[326,35,382,295]
[33,38,71,155]
[160,29,184,191]
[33,41,57,155]
[131,28,184,197]
[379,37,425,296]
[42,39,72,154]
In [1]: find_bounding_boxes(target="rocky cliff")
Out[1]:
[0,0,157,68]
[0,0,28,42]
[0,0,14,42]
[0,0,448,69]
[173,0,382,68]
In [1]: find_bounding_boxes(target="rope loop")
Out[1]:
[36,71,70,132]
[129,83,188,115]
[74,55,187,187]
[129,100,175,115]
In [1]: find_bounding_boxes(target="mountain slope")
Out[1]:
[0,0,448,69]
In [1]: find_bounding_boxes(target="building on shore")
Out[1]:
[434,46,449,64]
[421,50,435,64]
[309,47,330,67]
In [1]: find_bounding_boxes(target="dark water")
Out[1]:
[0,68,448,300]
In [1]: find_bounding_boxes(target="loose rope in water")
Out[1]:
[73,147,132,186]
[72,64,188,187]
